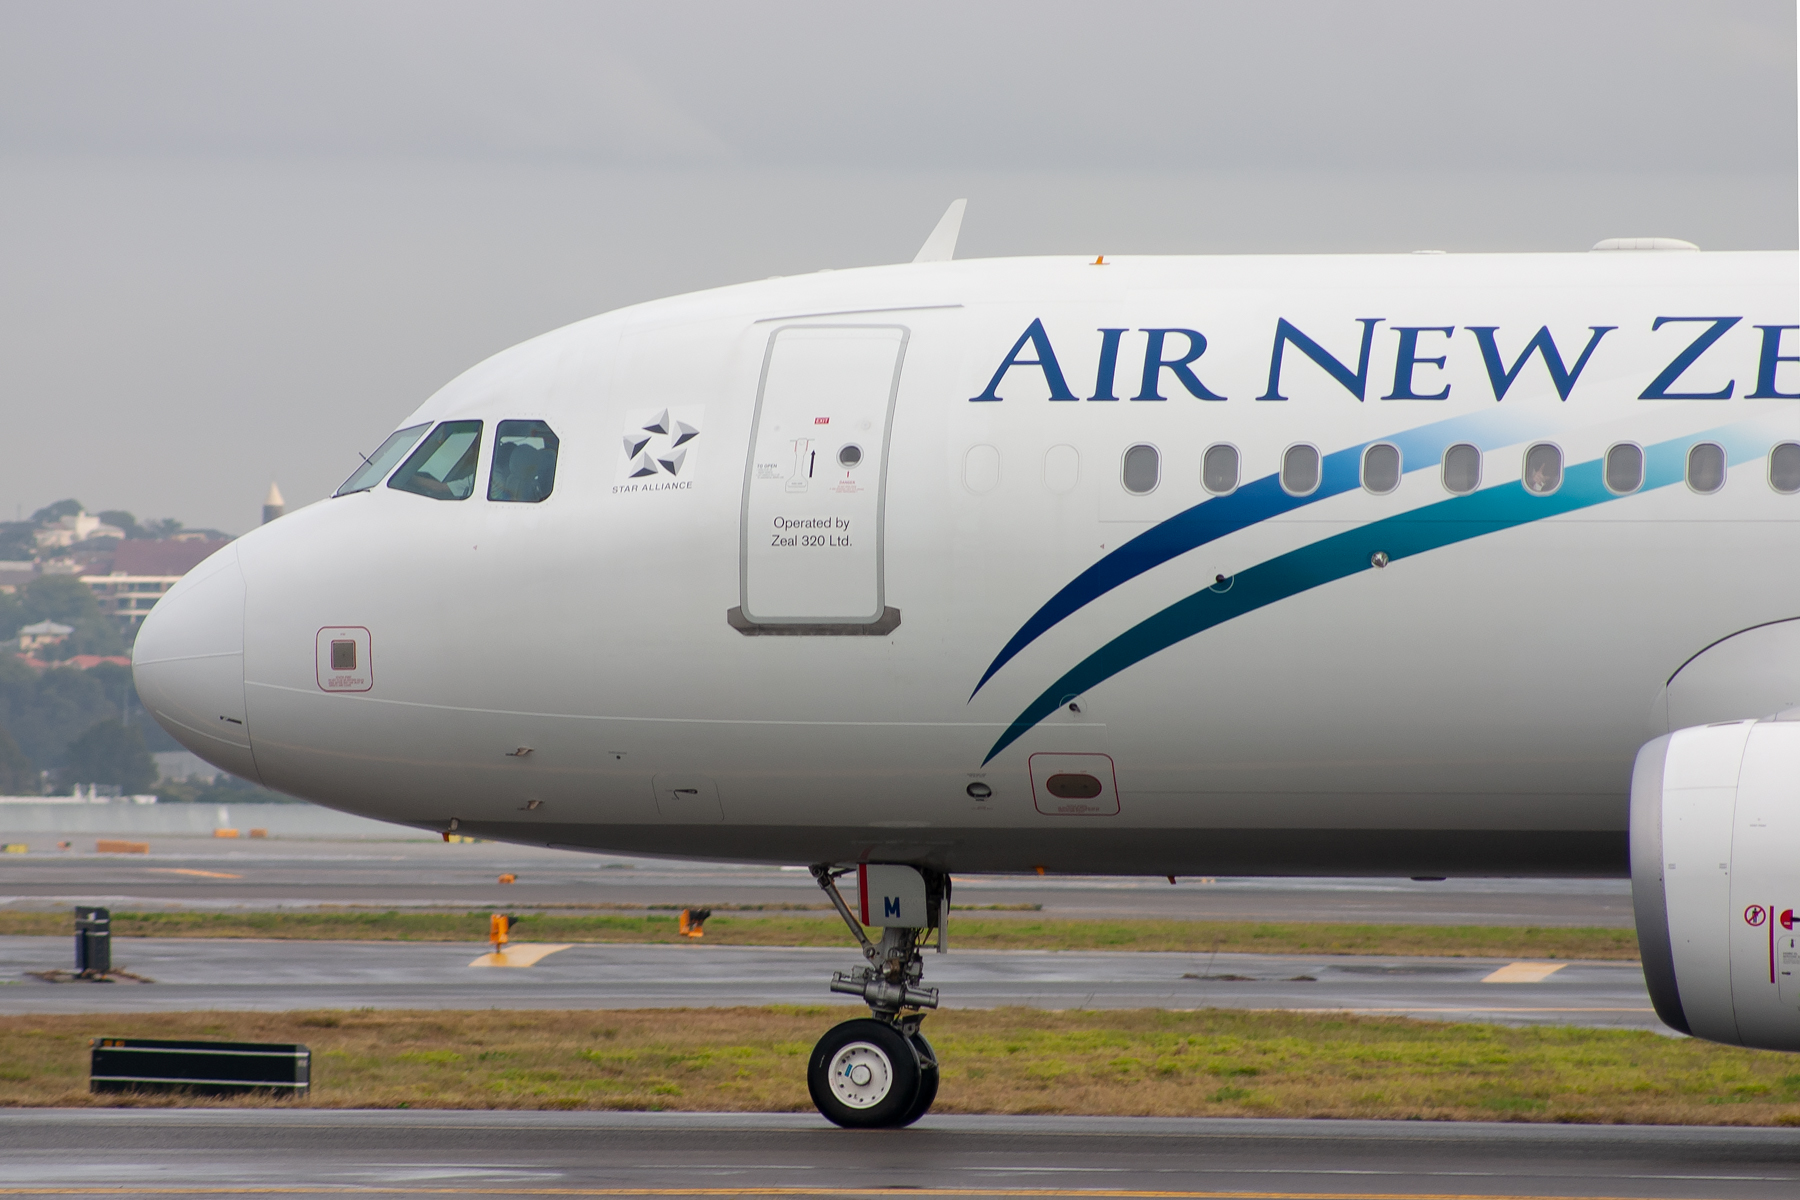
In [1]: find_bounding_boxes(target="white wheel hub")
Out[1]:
[828,1041,893,1109]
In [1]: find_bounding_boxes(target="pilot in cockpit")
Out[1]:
[488,420,559,504]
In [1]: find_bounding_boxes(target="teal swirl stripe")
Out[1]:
[981,423,1777,765]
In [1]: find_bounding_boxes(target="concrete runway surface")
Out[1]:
[0,1110,1795,1199]
[0,936,1656,1027]
[0,834,1636,925]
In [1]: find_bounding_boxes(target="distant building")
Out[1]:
[154,750,221,783]
[13,653,131,672]
[83,574,181,627]
[34,511,125,550]
[112,538,231,577]
[0,561,34,595]
[82,537,232,630]
[61,654,130,669]
[18,620,73,652]
[263,482,285,525]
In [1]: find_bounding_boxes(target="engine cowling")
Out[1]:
[1632,718,1800,1051]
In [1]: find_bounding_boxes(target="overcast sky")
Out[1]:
[1,0,1793,533]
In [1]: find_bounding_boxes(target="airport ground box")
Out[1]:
[90,1037,311,1096]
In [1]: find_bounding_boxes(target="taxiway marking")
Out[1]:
[1481,962,1568,984]
[0,1186,1730,1198]
[1269,1006,1648,1015]
[469,943,574,968]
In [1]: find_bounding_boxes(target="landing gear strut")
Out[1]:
[807,864,946,1128]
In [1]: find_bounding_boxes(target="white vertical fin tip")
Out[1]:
[912,199,967,263]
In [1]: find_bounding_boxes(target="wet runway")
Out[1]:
[0,936,1655,1026]
[0,1109,1794,1199]
[0,834,1636,925]
[0,824,1702,1197]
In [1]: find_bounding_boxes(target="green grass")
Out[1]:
[0,908,1641,959]
[3,1006,1793,1123]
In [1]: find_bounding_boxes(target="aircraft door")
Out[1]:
[736,324,907,631]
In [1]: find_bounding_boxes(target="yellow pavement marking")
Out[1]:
[1273,1006,1649,1014]
[145,868,244,879]
[468,942,574,968]
[0,1187,1707,1198]
[1481,961,1568,983]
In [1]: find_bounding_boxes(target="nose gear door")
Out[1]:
[734,324,907,633]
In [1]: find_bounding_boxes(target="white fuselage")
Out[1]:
[134,250,1800,876]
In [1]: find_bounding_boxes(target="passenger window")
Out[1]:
[1121,444,1160,494]
[1522,443,1562,495]
[1362,443,1401,495]
[1687,442,1726,494]
[335,423,429,496]
[1604,443,1644,494]
[964,444,1001,493]
[1771,443,1800,494]
[388,420,483,501]
[1280,444,1320,496]
[1043,444,1079,494]
[488,420,560,503]
[1442,443,1480,495]
[1202,444,1239,495]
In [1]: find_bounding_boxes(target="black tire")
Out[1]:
[894,1030,939,1127]
[807,1019,923,1129]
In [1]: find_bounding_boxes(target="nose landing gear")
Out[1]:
[808,864,946,1128]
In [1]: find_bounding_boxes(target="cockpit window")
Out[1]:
[334,423,429,497]
[388,420,483,500]
[488,420,560,503]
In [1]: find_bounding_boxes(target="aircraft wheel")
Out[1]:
[807,1019,923,1129]
[894,1030,939,1127]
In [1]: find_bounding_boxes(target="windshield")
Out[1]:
[488,420,560,503]
[388,421,483,501]
[335,424,430,496]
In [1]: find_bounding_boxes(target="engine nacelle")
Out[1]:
[1632,718,1800,1051]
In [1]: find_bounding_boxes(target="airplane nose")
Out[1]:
[132,542,261,783]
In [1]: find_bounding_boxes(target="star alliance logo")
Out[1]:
[615,406,703,494]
